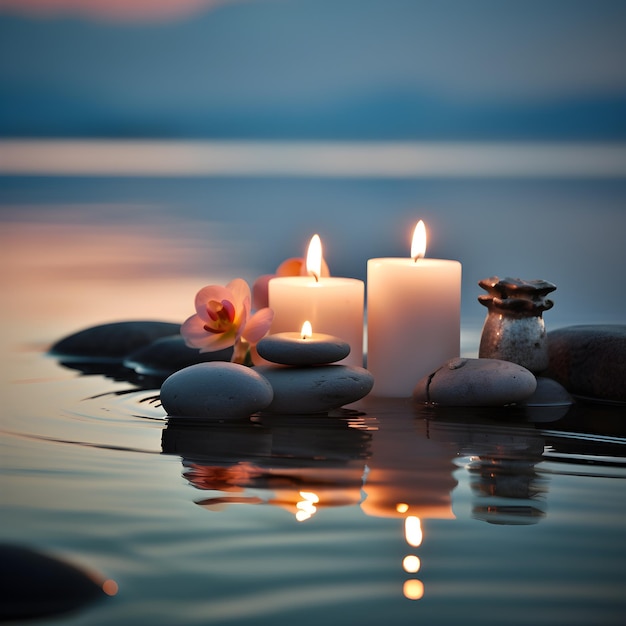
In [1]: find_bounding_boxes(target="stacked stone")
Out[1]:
[254,332,374,414]
[160,362,274,419]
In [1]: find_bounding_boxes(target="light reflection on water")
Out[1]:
[3,351,626,624]
[1,173,626,625]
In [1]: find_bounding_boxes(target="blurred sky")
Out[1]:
[1,0,625,139]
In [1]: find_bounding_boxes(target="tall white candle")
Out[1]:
[268,235,364,367]
[367,221,461,397]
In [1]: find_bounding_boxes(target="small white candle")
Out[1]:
[367,221,461,397]
[256,321,350,365]
[269,235,364,367]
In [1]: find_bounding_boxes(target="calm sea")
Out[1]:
[1,141,625,625]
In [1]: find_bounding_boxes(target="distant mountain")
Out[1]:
[2,83,625,140]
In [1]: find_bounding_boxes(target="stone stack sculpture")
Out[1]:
[254,330,374,414]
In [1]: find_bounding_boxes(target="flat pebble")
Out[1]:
[546,324,626,403]
[523,376,573,408]
[413,357,537,406]
[124,335,233,376]
[160,362,274,418]
[49,321,180,361]
[0,544,108,622]
[254,365,374,414]
[256,333,350,365]
[521,377,573,422]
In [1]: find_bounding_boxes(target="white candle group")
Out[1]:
[367,222,461,397]
[268,236,364,367]
[267,223,461,395]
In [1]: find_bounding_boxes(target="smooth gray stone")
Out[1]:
[523,377,573,407]
[124,335,233,376]
[256,332,350,365]
[0,544,108,622]
[161,362,274,418]
[546,325,626,403]
[254,364,374,414]
[521,377,574,422]
[413,357,537,406]
[49,321,181,361]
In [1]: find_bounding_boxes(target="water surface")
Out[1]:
[1,154,625,624]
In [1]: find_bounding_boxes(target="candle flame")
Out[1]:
[306,234,322,282]
[411,220,427,262]
[301,320,312,339]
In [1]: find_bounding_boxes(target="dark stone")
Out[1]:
[522,377,573,408]
[253,364,374,414]
[0,544,111,621]
[124,335,233,376]
[413,357,537,407]
[160,362,274,418]
[545,325,626,403]
[520,377,574,422]
[49,321,181,361]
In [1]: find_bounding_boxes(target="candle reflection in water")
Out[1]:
[162,400,554,605]
[295,491,320,522]
[359,399,458,600]
[402,515,425,600]
[161,413,374,523]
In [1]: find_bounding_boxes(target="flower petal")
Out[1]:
[183,278,257,353]
[197,332,238,353]
[181,314,210,347]
[194,284,233,320]
[241,307,274,345]
[181,314,236,352]
[225,278,251,336]
[226,278,251,310]
[275,256,331,277]
[276,257,305,276]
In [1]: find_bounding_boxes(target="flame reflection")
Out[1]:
[295,491,320,522]
[404,516,423,548]
[162,413,373,523]
[403,579,425,601]
[402,555,421,574]
[357,399,458,602]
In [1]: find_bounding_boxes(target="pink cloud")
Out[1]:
[0,0,250,22]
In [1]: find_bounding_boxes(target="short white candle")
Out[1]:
[269,235,364,367]
[367,221,461,397]
[256,321,350,365]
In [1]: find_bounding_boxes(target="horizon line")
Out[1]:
[1,139,625,178]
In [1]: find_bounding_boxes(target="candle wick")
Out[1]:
[412,254,424,263]
[312,273,320,283]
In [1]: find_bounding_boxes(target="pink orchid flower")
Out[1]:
[181,278,274,363]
